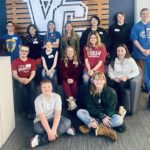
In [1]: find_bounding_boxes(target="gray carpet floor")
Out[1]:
[1,90,150,150]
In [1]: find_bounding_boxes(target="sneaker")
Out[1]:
[119,106,126,118]
[79,125,91,134]
[114,123,126,133]
[67,128,75,136]
[148,95,150,108]
[67,98,77,111]
[30,135,39,148]
[142,84,147,92]
[95,124,117,141]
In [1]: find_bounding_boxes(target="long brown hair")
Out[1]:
[47,21,56,32]
[110,43,131,69]
[86,31,104,51]
[64,22,76,39]
[63,46,78,67]
[90,72,107,96]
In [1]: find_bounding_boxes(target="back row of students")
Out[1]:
[0,8,148,61]
[1,8,150,71]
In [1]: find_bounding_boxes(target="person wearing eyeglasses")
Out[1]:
[12,45,37,119]
[0,21,22,62]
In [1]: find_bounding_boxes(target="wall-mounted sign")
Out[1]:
[6,0,109,35]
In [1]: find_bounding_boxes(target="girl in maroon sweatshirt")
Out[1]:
[60,46,83,110]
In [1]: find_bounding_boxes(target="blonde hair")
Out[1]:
[63,46,78,67]
[91,72,106,95]
[86,31,104,51]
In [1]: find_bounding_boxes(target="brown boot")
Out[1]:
[95,124,117,141]
[79,125,91,134]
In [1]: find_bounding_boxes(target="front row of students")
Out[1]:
[30,72,126,148]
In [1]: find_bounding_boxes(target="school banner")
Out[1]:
[6,0,109,35]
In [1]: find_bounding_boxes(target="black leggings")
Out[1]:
[108,78,130,108]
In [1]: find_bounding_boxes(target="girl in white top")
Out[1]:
[108,44,140,115]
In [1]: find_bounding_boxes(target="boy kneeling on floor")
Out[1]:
[30,79,75,148]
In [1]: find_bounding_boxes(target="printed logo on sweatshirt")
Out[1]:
[6,39,16,52]
[88,50,101,57]
[140,28,150,39]
[18,64,32,73]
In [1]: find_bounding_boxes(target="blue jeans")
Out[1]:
[33,116,71,146]
[77,109,123,128]
[42,69,57,92]
[42,68,56,79]
[82,69,91,87]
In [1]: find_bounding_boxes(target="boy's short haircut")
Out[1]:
[140,8,150,15]
[114,12,126,23]
[90,15,100,26]
[7,21,15,26]
[45,39,53,45]
[20,45,30,51]
[40,79,52,86]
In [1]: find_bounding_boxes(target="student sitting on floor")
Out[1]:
[77,72,125,141]
[30,79,75,148]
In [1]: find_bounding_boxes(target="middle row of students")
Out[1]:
[39,30,139,110]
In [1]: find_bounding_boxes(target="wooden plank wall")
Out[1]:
[6,0,109,36]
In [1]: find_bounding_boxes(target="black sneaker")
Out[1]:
[148,95,150,108]
[114,123,126,133]
[142,84,147,92]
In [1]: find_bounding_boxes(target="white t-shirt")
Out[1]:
[34,92,62,123]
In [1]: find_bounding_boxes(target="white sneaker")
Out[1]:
[67,98,77,111]
[30,135,39,148]
[119,106,127,118]
[67,128,75,136]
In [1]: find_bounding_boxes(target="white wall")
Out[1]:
[0,57,15,148]
[134,0,150,23]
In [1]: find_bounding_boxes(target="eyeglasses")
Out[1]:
[20,50,29,52]
[94,77,105,81]
[7,25,14,27]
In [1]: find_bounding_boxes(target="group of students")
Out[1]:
[0,7,150,149]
